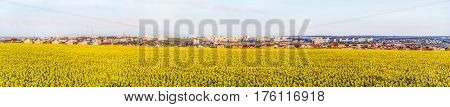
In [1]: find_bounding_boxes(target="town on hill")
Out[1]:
[1,35,449,51]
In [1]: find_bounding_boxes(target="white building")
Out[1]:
[34,39,43,44]
[357,38,374,43]
[312,37,330,44]
[339,38,358,43]
[52,40,61,44]
[78,40,89,45]
[66,39,77,45]
[274,36,288,42]
[23,39,33,44]
[227,36,241,43]
[193,39,200,45]
[91,39,101,45]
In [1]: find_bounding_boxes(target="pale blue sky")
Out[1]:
[0,0,449,36]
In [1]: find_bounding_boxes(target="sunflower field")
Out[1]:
[0,43,449,87]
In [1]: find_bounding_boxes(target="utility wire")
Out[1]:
[0,0,176,36]
[309,0,450,29]
[2,0,449,36]
[0,0,140,28]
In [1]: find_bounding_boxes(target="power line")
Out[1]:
[0,0,175,36]
[0,0,140,28]
[309,0,450,29]
[1,0,449,36]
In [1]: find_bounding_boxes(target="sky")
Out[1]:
[0,0,449,37]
